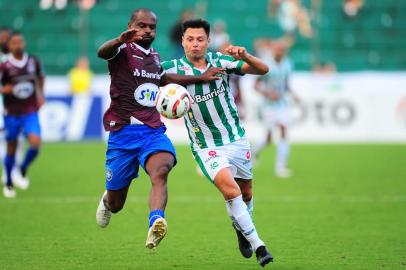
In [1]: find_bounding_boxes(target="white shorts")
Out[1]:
[261,106,291,130]
[193,137,253,182]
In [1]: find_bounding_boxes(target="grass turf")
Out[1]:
[0,143,405,270]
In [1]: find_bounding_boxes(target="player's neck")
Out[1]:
[187,56,207,69]
[12,52,24,60]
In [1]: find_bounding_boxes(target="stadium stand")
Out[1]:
[0,0,405,74]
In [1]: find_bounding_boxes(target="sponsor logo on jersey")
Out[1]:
[209,150,217,157]
[13,81,34,99]
[179,66,191,71]
[210,161,219,170]
[133,68,161,80]
[134,83,159,107]
[191,83,226,104]
[153,54,160,66]
[246,151,251,160]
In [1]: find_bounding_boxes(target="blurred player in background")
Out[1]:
[0,27,25,192]
[162,19,273,267]
[253,40,299,178]
[95,8,223,249]
[68,56,93,96]
[0,32,45,198]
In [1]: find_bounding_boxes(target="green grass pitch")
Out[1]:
[0,143,405,270]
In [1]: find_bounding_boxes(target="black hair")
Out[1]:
[8,31,23,41]
[182,19,210,36]
[129,8,156,23]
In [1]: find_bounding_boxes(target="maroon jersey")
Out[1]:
[0,54,43,115]
[103,42,165,131]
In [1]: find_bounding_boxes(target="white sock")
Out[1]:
[226,195,264,251]
[276,139,290,170]
[245,197,254,218]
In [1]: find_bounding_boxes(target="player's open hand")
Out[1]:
[119,28,142,43]
[1,84,13,94]
[225,45,248,60]
[200,67,225,82]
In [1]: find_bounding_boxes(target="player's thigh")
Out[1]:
[213,167,241,200]
[194,148,231,183]
[144,152,175,182]
[139,131,176,178]
[4,115,21,142]
[105,148,140,191]
[22,112,41,146]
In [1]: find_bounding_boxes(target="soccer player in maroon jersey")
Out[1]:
[0,32,44,198]
[95,8,223,249]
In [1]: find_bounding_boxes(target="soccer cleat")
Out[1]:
[255,245,273,267]
[12,169,29,190]
[96,191,111,228]
[275,167,292,178]
[3,185,16,198]
[145,217,167,249]
[232,223,253,258]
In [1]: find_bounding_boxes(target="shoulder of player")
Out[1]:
[27,54,42,63]
[208,51,237,66]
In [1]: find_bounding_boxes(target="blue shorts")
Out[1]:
[105,125,177,190]
[4,112,41,141]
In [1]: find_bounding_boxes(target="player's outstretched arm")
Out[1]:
[97,29,142,60]
[161,67,225,86]
[225,45,269,75]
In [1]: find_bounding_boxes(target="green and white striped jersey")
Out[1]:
[161,52,246,151]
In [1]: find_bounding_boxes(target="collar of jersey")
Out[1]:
[181,54,212,72]
[8,53,28,68]
[132,43,151,55]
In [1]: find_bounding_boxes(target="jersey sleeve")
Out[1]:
[161,60,177,74]
[34,56,45,77]
[218,53,244,75]
[107,43,126,62]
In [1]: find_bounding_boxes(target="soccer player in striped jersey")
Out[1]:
[253,41,299,178]
[161,19,273,267]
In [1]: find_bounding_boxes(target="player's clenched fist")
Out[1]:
[225,45,248,60]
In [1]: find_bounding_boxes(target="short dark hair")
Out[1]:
[182,19,210,36]
[129,8,156,23]
[8,31,23,39]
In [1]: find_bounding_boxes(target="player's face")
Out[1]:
[128,11,157,48]
[8,34,25,56]
[182,28,210,61]
[272,43,285,61]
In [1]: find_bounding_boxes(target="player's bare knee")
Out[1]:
[150,164,171,184]
[223,186,241,200]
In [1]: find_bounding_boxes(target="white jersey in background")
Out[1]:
[259,56,292,108]
[162,52,245,151]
